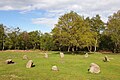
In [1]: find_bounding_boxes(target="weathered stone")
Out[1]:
[51,66,59,71]
[88,63,100,74]
[6,59,14,64]
[103,55,110,62]
[44,53,48,58]
[60,52,64,58]
[84,53,88,58]
[26,60,34,68]
[23,55,28,60]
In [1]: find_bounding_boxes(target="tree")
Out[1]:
[28,31,41,49]
[52,27,71,51]
[106,10,120,53]
[52,11,84,52]
[52,11,96,52]
[89,15,105,52]
[83,17,96,52]
[0,24,5,50]
[19,31,29,50]
[7,27,20,49]
[99,34,114,51]
[40,33,54,51]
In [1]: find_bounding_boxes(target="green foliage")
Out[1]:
[18,31,30,50]
[40,33,55,50]
[0,24,5,50]
[86,15,105,52]
[0,10,120,53]
[105,10,120,53]
[90,15,105,33]
[28,31,41,49]
[99,35,114,51]
[0,27,54,51]
[52,11,96,52]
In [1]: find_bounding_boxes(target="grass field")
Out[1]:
[0,50,120,80]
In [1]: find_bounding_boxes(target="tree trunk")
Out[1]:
[2,36,4,51]
[75,47,78,51]
[114,42,118,53]
[59,47,61,51]
[2,41,4,51]
[71,47,74,54]
[72,47,74,52]
[87,46,92,52]
[67,46,70,52]
[25,46,28,50]
[15,45,16,50]
[33,44,36,50]
[94,46,96,52]
[94,39,97,52]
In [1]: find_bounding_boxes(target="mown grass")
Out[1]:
[0,51,120,80]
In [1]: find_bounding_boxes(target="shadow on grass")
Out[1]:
[32,64,35,67]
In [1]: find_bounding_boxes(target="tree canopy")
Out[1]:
[0,10,120,53]
[105,10,120,53]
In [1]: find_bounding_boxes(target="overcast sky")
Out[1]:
[0,0,120,33]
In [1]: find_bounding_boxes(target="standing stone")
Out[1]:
[6,59,14,64]
[51,65,59,71]
[26,60,34,68]
[44,53,48,58]
[88,63,100,74]
[23,55,28,60]
[84,53,88,58]
[60,52,64,58]
[103,55,110,62]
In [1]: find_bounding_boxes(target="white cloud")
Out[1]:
[0,0,119,12]
[0,0,120,26]
[32,18,58,27]
[0,6,13,10]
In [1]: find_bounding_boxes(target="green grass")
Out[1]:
[0,51,120,80]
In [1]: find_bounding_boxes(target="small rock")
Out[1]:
[88,63,100,74]
[60,52,64,58]
[51,66,59,71]
[84,53,88,58]
[26,60,34,68]
[5,59,14,64]
[103,55,110,62]
[44,53,48,58]
[23,55,28,60]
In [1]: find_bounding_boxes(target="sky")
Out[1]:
[0,0,120,33]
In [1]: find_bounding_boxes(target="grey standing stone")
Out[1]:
[23,55,28,60]
[88,63,100,74]
[103,55,110,62]
[60,52,64,58]
[6,59,14,64]
[44,53,48,58]
[26,60,34,68]
[84,53,88,58]
[51,66,59,71]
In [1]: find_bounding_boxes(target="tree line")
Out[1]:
[0,10,120,53]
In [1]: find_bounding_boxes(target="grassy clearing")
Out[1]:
[0,51,120,80]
